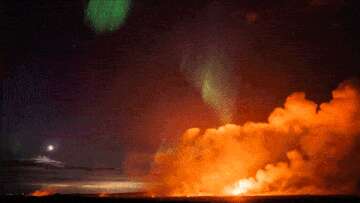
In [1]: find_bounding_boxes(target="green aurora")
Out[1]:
[86,0,131,33]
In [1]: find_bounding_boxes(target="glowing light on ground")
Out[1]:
[98,192,110,197]
[29,180,147,195]
[224,178,257,195]
[30,189,55,197]
[80,181,144,190]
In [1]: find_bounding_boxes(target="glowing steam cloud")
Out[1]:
[150,81,360,196]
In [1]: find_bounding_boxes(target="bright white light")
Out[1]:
[224,178,256,195]
[47,145,54,152]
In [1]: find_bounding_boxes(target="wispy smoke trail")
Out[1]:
[181,44,237,124]
[179,2,238,124]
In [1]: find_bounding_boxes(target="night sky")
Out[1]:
[1,0,360,170]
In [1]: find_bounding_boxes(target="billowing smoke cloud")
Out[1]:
[149,81,360,196]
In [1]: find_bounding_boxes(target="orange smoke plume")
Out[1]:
[149,81,360,196]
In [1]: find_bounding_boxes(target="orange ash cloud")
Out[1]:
[149,81,360,196]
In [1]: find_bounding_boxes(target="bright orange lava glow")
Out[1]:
[30,189,55,197]
[149,81,360,196]
[224,178,257,195]
[98,192,110,197]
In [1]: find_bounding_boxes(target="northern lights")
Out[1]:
[85,0,131,33]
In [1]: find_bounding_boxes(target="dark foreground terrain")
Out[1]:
[1,195,359,203]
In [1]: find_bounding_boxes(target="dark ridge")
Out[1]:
[0,194,359,203]
[1,160,119,171]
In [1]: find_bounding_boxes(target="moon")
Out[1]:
[47,145,54,152]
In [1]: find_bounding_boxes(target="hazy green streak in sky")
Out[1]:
[200,58,235,124]
[181,48,237,124]
[86,0,131,33]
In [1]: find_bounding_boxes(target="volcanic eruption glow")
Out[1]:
[30,188,55,197]
[224,178,257,195]
[149,81,360,196]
